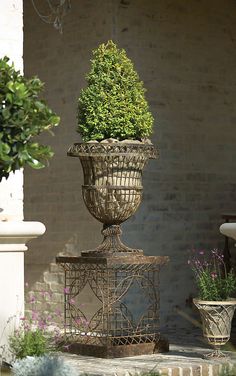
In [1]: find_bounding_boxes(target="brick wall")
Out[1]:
[0,0,23,221]
[23,0,236,330]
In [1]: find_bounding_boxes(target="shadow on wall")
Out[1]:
[23,141,102,288]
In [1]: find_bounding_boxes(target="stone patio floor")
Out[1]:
[61,330,236,376]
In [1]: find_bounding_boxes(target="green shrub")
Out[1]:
[7,288,65,361]
[8,328,50,359]
[0,56,60,181]
[77,40,154,141]
[188,249,236,300]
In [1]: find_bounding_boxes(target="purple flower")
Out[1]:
[29,296,36,304]
[64,287,70,294]
[23,323,30,331]
[38,320,47,330]
[199,250,204,255]
[55,308,62,317]
[32,311,38,320]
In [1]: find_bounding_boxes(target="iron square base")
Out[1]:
[65,337,169,358]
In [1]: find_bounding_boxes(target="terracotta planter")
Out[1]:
[194,298,236,358]
[68,141,157,256]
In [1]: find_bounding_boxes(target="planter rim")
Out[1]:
[193,298,236,305]
[220,223,236,241]
[67,141,158,159]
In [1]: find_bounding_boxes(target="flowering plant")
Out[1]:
[8,288,64,361]
[188,249,236,301]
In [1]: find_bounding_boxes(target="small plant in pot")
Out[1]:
[68,40,157,256]
[189,249,236,358]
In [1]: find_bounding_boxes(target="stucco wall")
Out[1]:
[0,0,24,354]
[0,0,23,221]
[23,0,236,330]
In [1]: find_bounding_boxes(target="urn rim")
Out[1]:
[67,141,158,159]
[193,298,236,305]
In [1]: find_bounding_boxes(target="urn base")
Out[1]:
[81,224,143,257]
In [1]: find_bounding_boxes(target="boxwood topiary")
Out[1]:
[0,56,60,181]
[77,40,154,142]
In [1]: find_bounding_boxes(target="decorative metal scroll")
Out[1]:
[194,299,236,358]
[67,142,158,159]
[58,258,163,348]
[67,142,158,256]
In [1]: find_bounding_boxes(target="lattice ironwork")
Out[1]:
[194,299,236,358]
[67,142,158,256]
[57,255,168,357]
[63,142,168,356]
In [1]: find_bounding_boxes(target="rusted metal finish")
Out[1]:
[57,255,168,358]
[67,142,158,256]
[67,142,158,159]
[63,142,168,357]
[83,224,143,257]
[56,255,169,266]
[65,338,169,358]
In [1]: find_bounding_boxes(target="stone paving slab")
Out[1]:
[61,344,236,376]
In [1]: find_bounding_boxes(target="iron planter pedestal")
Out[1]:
[57,141,169,357]
[56,254,169,358]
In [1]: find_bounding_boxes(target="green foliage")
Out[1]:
[189,249,236,301]
[0,56,60,180]
[7,288,64,361]
[77,40,154,141]
[9,329,50,360]
[196,269,236,301]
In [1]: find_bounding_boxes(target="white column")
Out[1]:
[0,1,47,362]
[0,0,23,221]
[0,222,46,357]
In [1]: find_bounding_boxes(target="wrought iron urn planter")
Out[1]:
[68,142,158,256]
[194,299,236,358]
[57,141,169,358]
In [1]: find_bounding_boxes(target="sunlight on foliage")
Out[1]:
[77,40,154,141]
[0,57,60,180]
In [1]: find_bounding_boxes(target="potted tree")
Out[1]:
[189,249,236,358]
[68,40,157,256]
[0,56,60,180]
[58,41,168,358]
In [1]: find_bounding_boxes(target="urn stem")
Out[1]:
[81,224,143,257]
